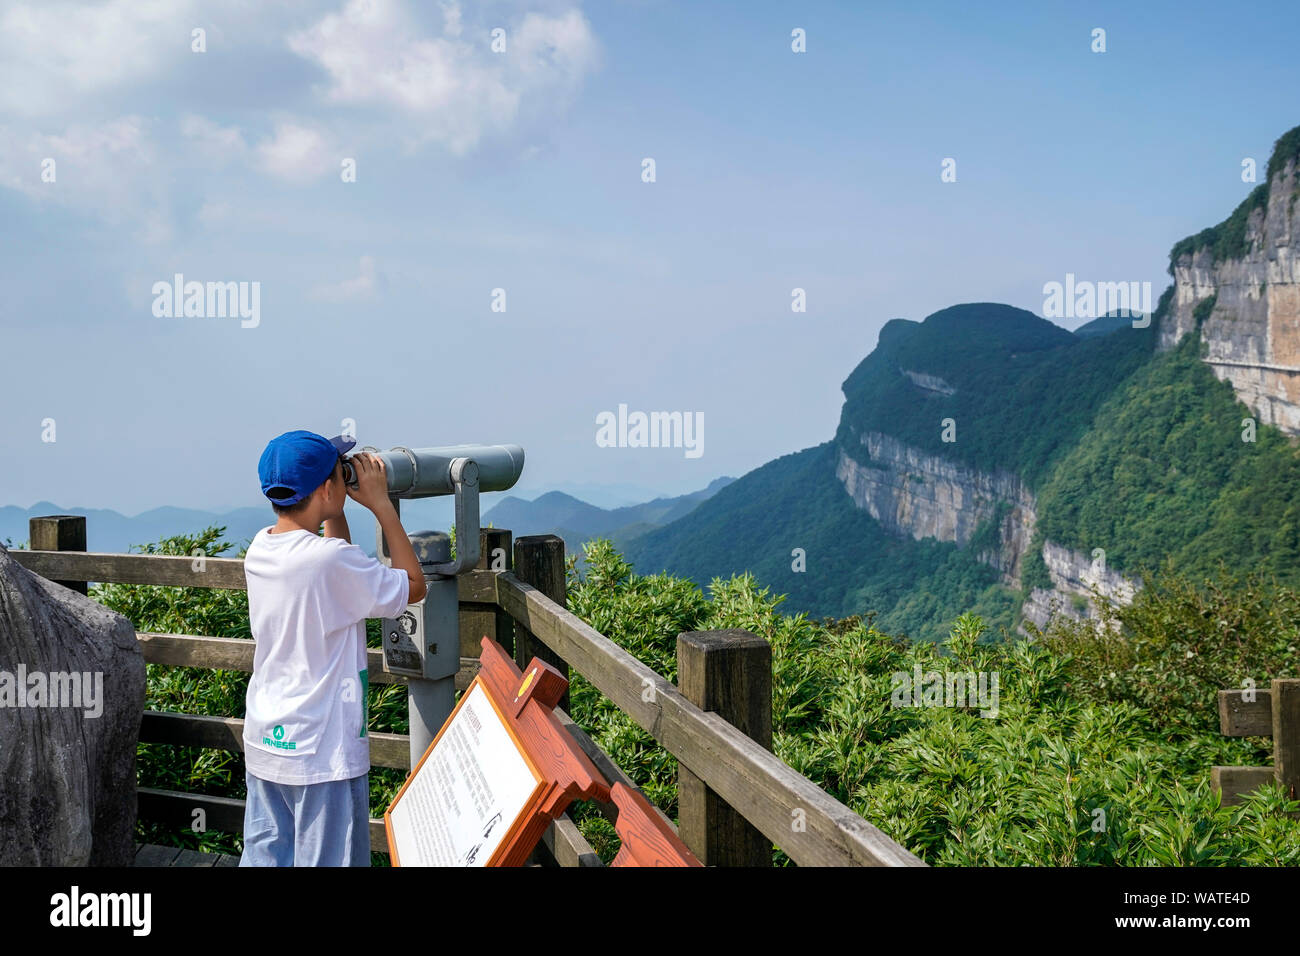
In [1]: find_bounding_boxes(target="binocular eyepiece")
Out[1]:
[337,444,525,499]
[340,457,359,489]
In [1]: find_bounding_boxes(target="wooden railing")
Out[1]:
[1212,678,1300,808]
[13,517,923,867]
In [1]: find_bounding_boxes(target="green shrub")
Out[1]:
[109,527,1300,867]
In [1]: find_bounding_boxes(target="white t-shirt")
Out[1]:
[242,527,410,785]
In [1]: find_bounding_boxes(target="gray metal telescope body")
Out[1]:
[361,444,524,766]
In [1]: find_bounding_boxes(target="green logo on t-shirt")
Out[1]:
[263,724,296,750]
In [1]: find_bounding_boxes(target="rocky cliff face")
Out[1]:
[1160,156,1300,433]
[836,432,1036,584]
[1020,541,1139,631]
[836,431,1138,626]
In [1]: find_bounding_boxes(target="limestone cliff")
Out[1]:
[1020,541,1139,630]
[836,433,1035,585]
[836,431,1138,626]
[1160,143,1300,433]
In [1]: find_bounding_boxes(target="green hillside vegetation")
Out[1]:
[104,525,1300,866]
[623,441,1019,642]
[628,302,1168,638]
[836,303,1157,487]
[1035,334,1300,582]
[565,541,1300,865]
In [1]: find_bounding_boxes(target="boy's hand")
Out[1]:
[345,453,393,512]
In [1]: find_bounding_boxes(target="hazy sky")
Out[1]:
[3,0,1299,522]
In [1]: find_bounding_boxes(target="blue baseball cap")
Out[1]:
[258,430,356,506]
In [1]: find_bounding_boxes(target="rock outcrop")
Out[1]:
[1160,152,1300,433]
[1020,541,1140,631]
[0,545,145,865]
[836,432,1036,586]
[835,432,1139,626]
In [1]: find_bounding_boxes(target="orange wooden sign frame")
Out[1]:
[609,782,702,867]
[386,637,611,866]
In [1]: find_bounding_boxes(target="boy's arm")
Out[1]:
[347,453,428,604]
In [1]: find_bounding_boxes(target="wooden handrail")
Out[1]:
[494,571,924,867]
[10,550,501,603]
[15,545,923,866]
[135,631,482,689]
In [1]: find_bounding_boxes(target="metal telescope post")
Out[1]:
[365,445,524,767]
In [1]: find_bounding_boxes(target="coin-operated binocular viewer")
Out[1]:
[343,444,525,765]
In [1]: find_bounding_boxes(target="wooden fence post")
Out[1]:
[459,528,514,659]
[676,629,773,866]
[29,515,87,595]
[513,535,569,715]
[1212,677,1300,810]
[1273,678,1300,801]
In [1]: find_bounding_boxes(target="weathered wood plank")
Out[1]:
[137,787,247,834]
[677,629,773,867]
[1273,679,1300,800]
[172,848,219,867]
[135,632,479,690]
[538,814,604,867]
[214,853,241,867]
[28,516,88,594]
[1218,687,1274,737]
[494,572,924,867]
[13,550,248,589]
[139,710,413,770]
[133,843,183,867]
[13,549,500,603]
[459,529,513,659]
[1212,766,1276,806]
[137,788,389,853]
[141,710,243,751]
[513,536,570,714]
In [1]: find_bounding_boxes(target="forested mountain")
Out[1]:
[624,124,1300,642]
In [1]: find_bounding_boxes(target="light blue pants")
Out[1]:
[239,771,371,867]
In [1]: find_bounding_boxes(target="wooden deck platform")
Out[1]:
[134,843,240,867]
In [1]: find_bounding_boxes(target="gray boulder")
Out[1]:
[0,544,145,865]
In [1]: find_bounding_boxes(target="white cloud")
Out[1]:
[288,0,599,154]
[312,255,384,301]
[0,115,172,240]
[256,122,334,182]
[0,1,601,238]
[181,114,248,157]
[0,0,197,115]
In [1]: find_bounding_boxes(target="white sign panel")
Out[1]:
[388,682,542,866]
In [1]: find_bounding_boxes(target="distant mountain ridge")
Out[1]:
[482,477,735,558]
[1,477,735,562]
[1,502,273,555]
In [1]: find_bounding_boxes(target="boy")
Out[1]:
[239,430,427,866]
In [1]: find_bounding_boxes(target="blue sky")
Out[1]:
[2,0,1298,526]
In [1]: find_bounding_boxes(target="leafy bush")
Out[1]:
[1030,566,1299,735]
[566,540,1300,865]
[112,526,1300,866]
